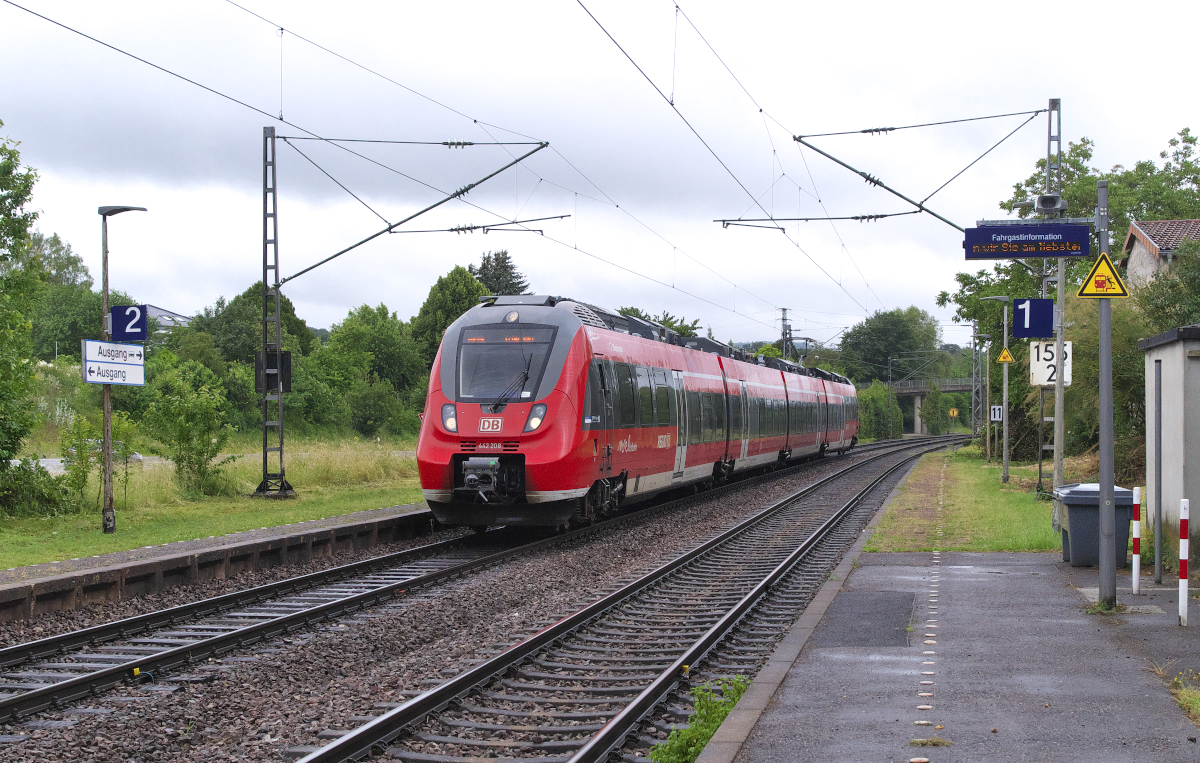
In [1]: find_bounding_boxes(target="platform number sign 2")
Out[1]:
[110,305,148,342]
[1029,341,1072,387]
[1011,298,1054,339]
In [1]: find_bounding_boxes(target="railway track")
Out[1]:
[0,436,948,722]
[289,436,964,763]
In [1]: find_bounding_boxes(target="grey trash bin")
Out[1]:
[1054,483,1133,568]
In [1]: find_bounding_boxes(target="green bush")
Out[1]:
[650,677,750,763]
[858,380,904,440]
[59,413,99,508]
[0,458,67,517]
[141,369,235,495]
[348,375,400,438]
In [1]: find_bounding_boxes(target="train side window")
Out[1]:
[636,366,655,427]
[687,390,702,444]
[615,363,636,428]
[729,393,743,439]
[654,370,672,426]
[700,393,714,443]
[582,362,603,429]
[714,391,726,440]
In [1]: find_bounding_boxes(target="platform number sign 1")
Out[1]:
[990,405,1003,422]
[1029,341,1072,387]
[1011,298,1054,339]
[110,305,148,342]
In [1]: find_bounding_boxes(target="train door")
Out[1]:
[596,360,613,477]
[738,381,749,459]
[672,370,687,475]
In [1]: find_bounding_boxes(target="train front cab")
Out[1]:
[417,301,597,527]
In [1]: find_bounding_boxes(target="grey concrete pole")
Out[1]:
[1053,257,1066,490]
[1097,179,1116,608]
[1002,302,1010,484]
[1155,359,1163,584]
[100,215,115,535]
[985,346,991,463]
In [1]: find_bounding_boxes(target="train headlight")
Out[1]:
[441,403,458,432]
[524,403,547,432]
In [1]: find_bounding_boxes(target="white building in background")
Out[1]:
[146,305,192,331]
[1122,219,1200,285]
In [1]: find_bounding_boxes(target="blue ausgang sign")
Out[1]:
[964,224,1090,260]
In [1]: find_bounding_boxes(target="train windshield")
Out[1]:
[457,326,557,402]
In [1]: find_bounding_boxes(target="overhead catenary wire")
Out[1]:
[278,137,542,146]
[796,109,1047,139]
[716,211,921,227]
[225,0,789,324]
[280,143,548,285]
[794,137,965,232]
[577,0,871,313]
[919,111,1040,204]
[281,137,390,225]
[7,0,833,335]
[665,1,884,310]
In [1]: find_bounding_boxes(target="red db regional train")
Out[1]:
[416,295,859,528]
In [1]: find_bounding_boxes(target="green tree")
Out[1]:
[999,130,1200,288]
[327,304,425,393]
[0,119,39,476]
[857,380,903,440]
[468,249,530,294]
[189,281,318,365]
[411,266,490,364]
[1136,238,1200,333]
[1,230,91,286]
[0,120,37,261]
[919,384,950,435]
[173,329,226,376]
[29,283,137,361]
[141,368,235,495]
[839,307,943,384]
[347,374,400,437]
[617,306,701,337]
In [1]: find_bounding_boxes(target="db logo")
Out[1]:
[478,417,503,433]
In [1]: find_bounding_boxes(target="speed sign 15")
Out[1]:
[1029,341,1072,387]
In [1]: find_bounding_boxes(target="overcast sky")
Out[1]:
[3,0,1196,348]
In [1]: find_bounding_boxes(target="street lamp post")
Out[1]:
[980,296,1011,482]
[98,206,146,534]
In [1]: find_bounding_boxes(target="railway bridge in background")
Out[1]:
[856,378,974,435]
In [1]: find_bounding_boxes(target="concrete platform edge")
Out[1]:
[0,505,438,623]
[695,460,918,763]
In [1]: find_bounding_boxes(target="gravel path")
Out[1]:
[0,452,884,761]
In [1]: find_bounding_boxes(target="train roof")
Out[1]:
[477,294,852,387]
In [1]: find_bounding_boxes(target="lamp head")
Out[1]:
[98,206,147,217]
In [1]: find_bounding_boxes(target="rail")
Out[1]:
[296,436,964,762]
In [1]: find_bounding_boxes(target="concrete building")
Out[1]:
[1122,219,1200,285]
[1139,323,1200,560]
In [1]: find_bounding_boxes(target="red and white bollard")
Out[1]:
[1181,499,1190,627]
[1132,487,1141,595]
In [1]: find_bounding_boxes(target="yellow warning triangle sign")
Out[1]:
[1077,252,1129,298]
[997,347,1014,363]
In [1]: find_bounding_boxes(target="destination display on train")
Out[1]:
[963,224,1090,260]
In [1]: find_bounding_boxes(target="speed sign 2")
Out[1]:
[1029,341,1072,387]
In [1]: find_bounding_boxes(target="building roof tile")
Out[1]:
[1124,219,1200,257]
